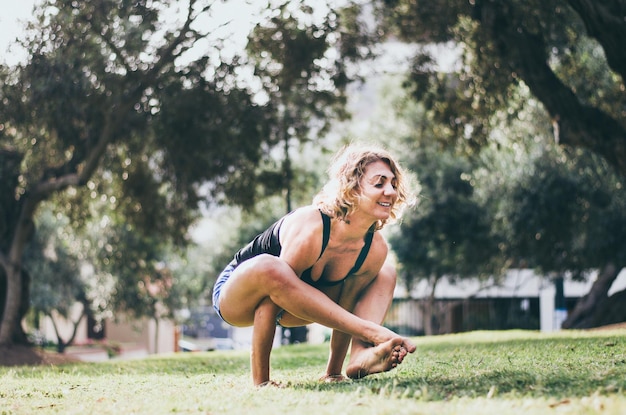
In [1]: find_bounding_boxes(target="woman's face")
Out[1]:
[356,160,398,221]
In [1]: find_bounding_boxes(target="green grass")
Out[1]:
[1,329,625,414]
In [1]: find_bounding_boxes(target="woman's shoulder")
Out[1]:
[278,206,326,271]
[280,206,324,240]
[358,231,389,273]
[285,205,323,224]
[370,231,388,255]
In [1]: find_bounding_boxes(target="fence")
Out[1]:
[385,297,543,335]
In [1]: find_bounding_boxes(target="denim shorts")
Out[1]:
[212,264,235,323]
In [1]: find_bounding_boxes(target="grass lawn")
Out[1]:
[1,329,625,414]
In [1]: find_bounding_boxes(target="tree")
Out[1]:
[369,57,626,329]
[0,0,273,347]
[25,208,86,353]
[92,218,178,354]
[375,0,626,328]
[469,89,626,329]
[245,0,375,212]
[31,199,198,353]
[389,147,502,334]
[563,154,626,328]
[377,0,626,176]
[498,146,626,328]
[501,154,591,275]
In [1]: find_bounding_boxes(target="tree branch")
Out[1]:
[562,262,620,328]
[566,0,626,82]
[150,0,211,77]
[476,3,626,176]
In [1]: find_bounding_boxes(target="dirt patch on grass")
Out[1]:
[0,345,80,367]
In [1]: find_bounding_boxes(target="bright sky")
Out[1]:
[0,0,36,65]
[0,0,266,66]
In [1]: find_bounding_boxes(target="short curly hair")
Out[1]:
[313,143,416,231]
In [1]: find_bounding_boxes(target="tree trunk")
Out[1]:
[154,317,159,354]
[422,276,440,336]
[14,270,30,344]
[0,267,31,345]
[0,263,24,346]
[66,308,86,350]
[50,313,68,353]
[562,263,621,329]
[0,198,38,346]
[50,307,86,353]
[588,288,626,327]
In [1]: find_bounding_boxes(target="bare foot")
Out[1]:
[346,338,405,379]
[402,338,417,354]
[397,346,408,363]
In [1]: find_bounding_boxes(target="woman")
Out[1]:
[212,143,417,386]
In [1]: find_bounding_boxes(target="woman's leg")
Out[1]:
[344,261,410,379]
[250,298,281,386]
[295,261,413,381]
[218,254,408,347]
[319,330,351,381]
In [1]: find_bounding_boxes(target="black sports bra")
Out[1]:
[301,211,374,287]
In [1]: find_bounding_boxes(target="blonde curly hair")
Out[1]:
[313,143,416,231]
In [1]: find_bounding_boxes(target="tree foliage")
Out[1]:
[245,0,375,211]
[390,149,501,288]
[0,0,273,346]
[0,0,377,347]
[371,0,626,328]
[377,0,626,176]
[372,52,626,327]
[24,208,87,352]
[498,148,625,275]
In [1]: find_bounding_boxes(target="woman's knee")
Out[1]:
[253,254,295,278]
[247,254,296,285]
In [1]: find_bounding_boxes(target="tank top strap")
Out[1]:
[345,231,374,276]
[319,211,331,259]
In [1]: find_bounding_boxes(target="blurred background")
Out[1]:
[1,0,624,359]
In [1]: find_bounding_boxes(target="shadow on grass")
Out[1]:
[2,332,623,403]
[296,366,623,401]
[294,334,626,400]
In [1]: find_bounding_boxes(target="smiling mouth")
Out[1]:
[378,202,391,207]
